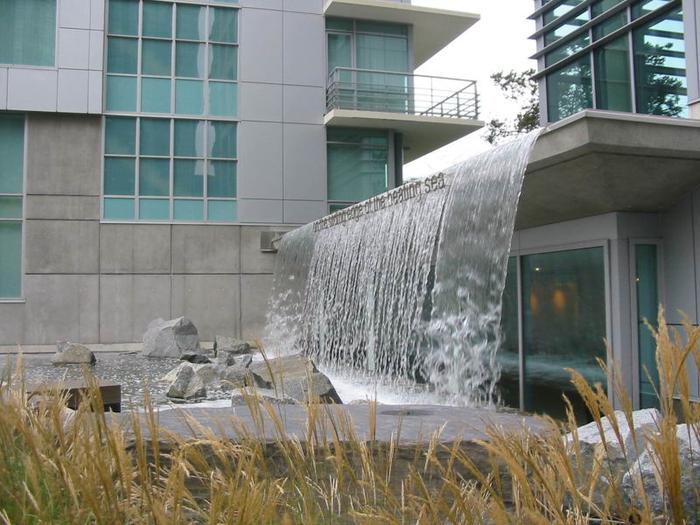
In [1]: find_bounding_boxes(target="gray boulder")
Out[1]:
[622,423,700,521]
[214,336,252,357]
[166,365,206,400]
[142,317,201,358]
[231,387,297,406]
[181,351,211,364]
[52,342,96,365]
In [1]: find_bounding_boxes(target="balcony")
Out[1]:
[323,0,479,66]
[325,67,483,161]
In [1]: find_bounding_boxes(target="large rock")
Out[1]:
[231,387,297,406]
[248,354,341,404]
[52,342,96,365]
[142,317,201,358]
[166,365,206,400]
[622,423,700,521]
[214,336,252,357]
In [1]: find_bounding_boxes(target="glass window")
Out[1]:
[175,120,206,157]
[633,7,687,117]
[140,118,170,156]
[106,76,137,112]
[543,0,585,25]
[104,157,135,195]
[209,8,238,43]
[356,20,407,36]
[176,42,206,78]
[104,198,135,220]
[139,199,170,220]
[142,1,172,38]
[105,117,136,155]
[176,5,206,41]
[327,17,354,32]
[635,244,659,409]
[108,0,139,36]
[141,39,172,76]
[209,82,237,117]
[327,128,388,203]
[498,257,520,409]
[139,158,170,196]
[595,36,632,111]
[174,199,203,220]
[545,33,589,67]
[174,159,204,197]
[592,0,627,40]
[207,121,236,158]
[175,80,204,115]
[209,45,237,81]
[207,160,236,197]
[207,200,236,222]
[0,0,56,66]
[544,10,590,47]
[546,55,593,122]
[141,78,171,113]
[0,114,24,299]
[107,37,138,74]
[632,0,674,19]
[522,247,607,422]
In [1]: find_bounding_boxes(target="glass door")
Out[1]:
[633,243,660,409]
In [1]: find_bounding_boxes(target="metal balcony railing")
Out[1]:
[326,67,479,120]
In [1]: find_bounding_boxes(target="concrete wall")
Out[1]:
[237,0,328,225]
[0,0,104,114]
[0,113,283,346]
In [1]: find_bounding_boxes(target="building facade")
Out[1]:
[0,0,481,346]
[500,0,700,417]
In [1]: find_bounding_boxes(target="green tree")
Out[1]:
[485,69,540,145]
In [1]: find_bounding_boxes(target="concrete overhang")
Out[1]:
[518,110,700,230]
[325,108,484,162]
[323,0,479,67]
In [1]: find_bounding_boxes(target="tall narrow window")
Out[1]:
[595,36,632,111]
[635,244,659,409]
[0,114,24,298]
[498,256,520,408]
[0,0,56,66]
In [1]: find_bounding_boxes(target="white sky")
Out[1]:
[404,0,538,178]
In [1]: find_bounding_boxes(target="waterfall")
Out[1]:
[265,131,540,407]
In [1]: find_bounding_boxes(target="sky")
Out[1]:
[403,0,537,179]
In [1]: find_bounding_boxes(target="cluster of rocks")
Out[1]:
[142,317,342,405]
[566,408,699,519]
[52,341,96,365]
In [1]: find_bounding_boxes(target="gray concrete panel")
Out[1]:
[171,274,241,341]
[284,200,327,224]
[23,274,99,344]
[661,195,698,324]
[100,224,171,274]
[241,274,274,340]
[26,195,100,220]
[283,85,325,124]
[88,70,102,113]
[239,0,282,10]
[283,12,325,87]
[0,304,25,346]
[89,30,104,70]
[0,68,7,110]
[516,213,617,251]
[58,28,91,69]
[237,122,284,199]
[241,226,289,274]
[284,0,323,14]
[25,220,99,274]
[171,225,241,274]
[238,199,284,223]
[7,69,57,112]
[239,82,283,122]
[57,69,89,113]
[99,275,172,343]
[239,8,283,84]
[90,0,105,30]
[26,114,102,196]
[683,0,699,103]
[283,124,326,200]
[59,0,92,29]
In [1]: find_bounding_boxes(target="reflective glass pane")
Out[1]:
[545,33,589,67]
[104,157,135,195]
[140,118,170,156]
[207,121,236,158]
[327,18,354,31]
[0,222,22,298]
[141,78,171,113]
[106,75,137,111]
[544,10,590,47]
[105,116,136,155]
[327,130,388,202]
[209,8,238,43]
[0,0,56,66]
[209,44,237,80]
[327,33,352,77]
[357,34,408,72]
[522,247,607,422]
[107,37,138,73]
[104,197,135,219]
[142,39,172,76]
[175,120,206,157]
[207,160,236,197]
[636,244,659,409]
[595,36,632,111]
[139,158,170,196]
[143,1,172,38]
[175,80,204,115]
[176,4,205,41]
[633,7,687,117]
[174,159,204,197]
[207,200,236,222]
[108,0,139,35]
[543,0,584,25]
[546,55,592,122]
[497,257,520,409]
[356,21,407,36]
[0,114,25,194]
[0,197,22,219]
[174,199,203,220]
[176,42,205,78]
[632,0,674,19]
[139,198,170,220]
[208,82,237,117]
[592,0,627,40]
